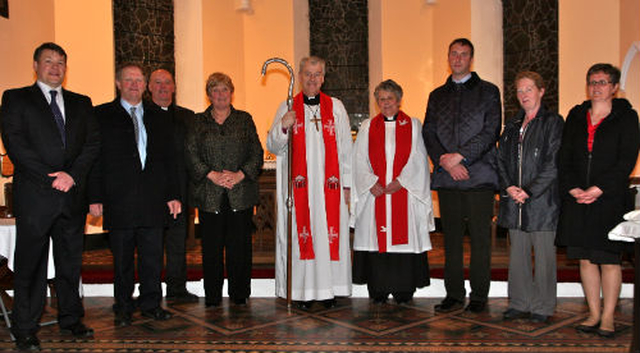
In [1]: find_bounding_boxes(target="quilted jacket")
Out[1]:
[422,72,502,190]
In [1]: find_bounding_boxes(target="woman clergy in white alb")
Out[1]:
[352,79,434,304]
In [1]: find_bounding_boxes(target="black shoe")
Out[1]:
[166,290,199,303]
[231,297,247,305]
[393,293,413,305]
[575,321,600,334]
[295,301,314,310]
[434,297,464,313]
[597,328,615,338]
[529,313,549,323]
[465,300,486,313]
[205,300,221,308]
[205,297,221,307]
[372,295,388,304]
[114,311,132,327]
[503,308,529,320]
[15,334,40,351]
[60,322,94,337]
[321,298,337,308]
[141,307,172,321]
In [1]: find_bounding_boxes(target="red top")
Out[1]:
[586,111,605,152]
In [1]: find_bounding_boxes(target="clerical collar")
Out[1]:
[384,114,397,122]
[303,95,320,106]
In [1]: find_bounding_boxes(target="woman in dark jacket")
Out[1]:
[185,72,264,307]
[497,71,563,324]
[557,63,640,338]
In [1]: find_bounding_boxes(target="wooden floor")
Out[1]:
[0,296,634,352]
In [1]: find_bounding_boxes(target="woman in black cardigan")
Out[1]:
[557,63,640,338]
[185,73,264,307]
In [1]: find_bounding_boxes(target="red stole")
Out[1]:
[368,111,412,253]
[291,92,341,261]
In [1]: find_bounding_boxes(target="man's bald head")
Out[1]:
[148,69,175,107]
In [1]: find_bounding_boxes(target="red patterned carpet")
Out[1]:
[0,297,633,352]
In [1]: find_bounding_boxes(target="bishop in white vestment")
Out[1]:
[266,57,353,305]
[352,80,434,304]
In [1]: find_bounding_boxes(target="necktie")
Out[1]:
[49,90,66,146]
[129,107,140,145]
[129,106,146,167]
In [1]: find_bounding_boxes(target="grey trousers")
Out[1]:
[507,229,557,316]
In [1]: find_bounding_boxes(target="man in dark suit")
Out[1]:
[148,69,198,303]
[0,42,99,351]
[89,63,181,327]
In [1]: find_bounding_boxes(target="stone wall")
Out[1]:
[503,0,559,120]
[309,0,369,130]
[112,0,175,77]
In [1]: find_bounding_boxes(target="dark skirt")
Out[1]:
[352,251,430,294]
[566,246,622,265]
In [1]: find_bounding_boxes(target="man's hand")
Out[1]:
[370,183,384,197]
[384,179,402,194]
[49,171,74,192]
[439,153,469,181]
[167,200,182,219]
[89,203,103,217]
[447,164,470,181]
[281,111,296,129]
[343,187,350,205]
[439,153,464,170]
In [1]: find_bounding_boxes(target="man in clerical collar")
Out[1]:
[148,69,198,303]
[267,56,353,308]
[422,38,502,314]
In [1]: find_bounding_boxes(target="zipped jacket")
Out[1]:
[497,105,563,231]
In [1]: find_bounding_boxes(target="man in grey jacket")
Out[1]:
[422,38,501,314]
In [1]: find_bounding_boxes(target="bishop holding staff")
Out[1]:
[267,56,353,308]
[352,79,434,304]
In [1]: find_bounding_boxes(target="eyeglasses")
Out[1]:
[588,80,612,87]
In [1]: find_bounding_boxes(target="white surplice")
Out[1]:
[266,97,353,301]
[352,117,434,253]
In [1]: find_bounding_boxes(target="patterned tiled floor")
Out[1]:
[0,297,633,352]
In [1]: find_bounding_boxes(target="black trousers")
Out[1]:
[437,189,494,303]
[109,227,163,313]
[12,211,85,336]
[199,209,253,303]
[164,212,189,294]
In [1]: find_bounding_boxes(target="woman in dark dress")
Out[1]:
[557,63,640,338]
[185,73,263,307]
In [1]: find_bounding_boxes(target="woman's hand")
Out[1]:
[506,186,529,204]
[221,170,245,189]
[570,186,603,204]
[208,170,245,189]
[207,171,227,187]
[578,186,603,204]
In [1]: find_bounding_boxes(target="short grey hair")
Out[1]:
[374,79,403,101]
[298,56,326,75]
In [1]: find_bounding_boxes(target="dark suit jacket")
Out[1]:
[0,83,100,218]
[151,103,195,207]
[89,99,179,230]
